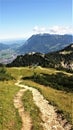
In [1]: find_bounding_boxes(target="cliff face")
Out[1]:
[59,44,73,70]
[60,61,73,70]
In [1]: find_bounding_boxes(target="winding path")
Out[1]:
[14,80,72,130]
[13,88,32,130]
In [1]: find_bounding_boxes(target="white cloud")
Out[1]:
[49,26,73,34]
[0,26,73,40]
[33,25,73,35]
[33,26,47,34]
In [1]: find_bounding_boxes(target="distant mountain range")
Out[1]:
[0,34,73,66]
[0,42,24,51]
[0,43,9,51]
[7,44,73,71]
[0,34,73,53]
[0,40,25,64]
[17,34,73,54]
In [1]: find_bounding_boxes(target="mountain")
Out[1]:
[7,44,73,71]
[0,42,20,51]
[0,39,25,50]
[45,44,73,70]
[0,43,9,51]
[17,34,73,54]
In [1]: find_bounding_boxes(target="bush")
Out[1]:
[0,67,13,81]
[23,72,73,92]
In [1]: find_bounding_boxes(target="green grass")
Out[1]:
[0,67,13,81]
[7,67,33,80]
[10,66,72,125]
[7,66,73,78]
[2,67,73,126]
[0,81,22,130]
[22,90,43,130]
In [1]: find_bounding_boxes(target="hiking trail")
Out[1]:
[14,80,72,130]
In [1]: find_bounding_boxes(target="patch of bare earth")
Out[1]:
[15,81,72,130]
[13,88,32,130]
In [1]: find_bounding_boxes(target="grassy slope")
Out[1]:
[7,67,73,124]
[0,81,22,130]
[0,67,43,130]
[23,80,73,124]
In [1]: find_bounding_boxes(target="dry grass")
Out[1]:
[7,67,73,124]
[22,79,73,124]
[0,81,22,130]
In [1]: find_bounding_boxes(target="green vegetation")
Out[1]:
[7,44,73,72]
[23,72,73,92]
[22,90,43,130]
[0,66,73,128]
[18,67,73,124]
[0,67,13,81]
[0,81,22,130]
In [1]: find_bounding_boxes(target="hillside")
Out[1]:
[0,43,9,51]
[17,34,73,54]
[0,67,72,129]
[45,44,73,70]
[7,44,73,71]
[7,52,47,67]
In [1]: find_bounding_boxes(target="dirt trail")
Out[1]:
[13,88,32,130]
[15,81,72,130]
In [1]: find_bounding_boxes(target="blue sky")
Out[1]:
[0,0,72,40]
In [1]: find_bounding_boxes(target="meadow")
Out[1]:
[8,67,73,124]
[0,66,73,129]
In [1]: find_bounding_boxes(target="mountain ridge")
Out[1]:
[17,34,73,54]
[0,43,10,50]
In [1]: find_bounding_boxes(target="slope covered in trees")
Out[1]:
[7,44,73,71]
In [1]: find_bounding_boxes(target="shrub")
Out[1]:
[0,67,13,81]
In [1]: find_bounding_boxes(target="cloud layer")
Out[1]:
[33,26,73,35]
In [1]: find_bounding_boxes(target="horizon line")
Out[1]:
[0,33,73,41]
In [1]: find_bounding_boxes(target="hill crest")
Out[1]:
[7,44,73,71]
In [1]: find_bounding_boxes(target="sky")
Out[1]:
[0,0,72,40]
